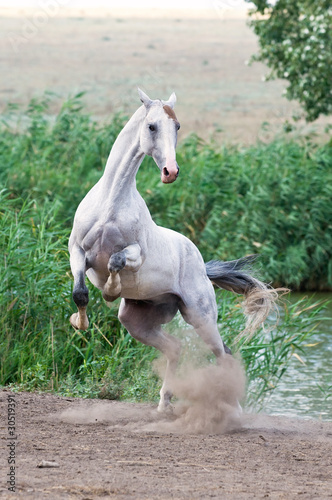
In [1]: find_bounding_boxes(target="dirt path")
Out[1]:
[1,390,331,499]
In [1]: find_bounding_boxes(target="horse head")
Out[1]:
[138,88,180,184]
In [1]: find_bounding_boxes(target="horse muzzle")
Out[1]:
[161,161,180,184]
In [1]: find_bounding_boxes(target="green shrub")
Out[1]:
[0,94,125,224]
[1,95,331,288]
[0,96,330,409]
[140,136,332,290]
[247,0,332,121]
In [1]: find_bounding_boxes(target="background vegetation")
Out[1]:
[0,96,330,408]
[247,0,332,121]
[2,95,331,289]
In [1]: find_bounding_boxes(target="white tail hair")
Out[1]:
[205,256,289,342]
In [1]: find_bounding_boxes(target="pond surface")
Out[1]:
[262,293,332,421]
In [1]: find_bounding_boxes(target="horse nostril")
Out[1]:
[176,167,179,177]
[163,167,170,177]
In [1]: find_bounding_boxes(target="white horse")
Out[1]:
[69,89,277,412]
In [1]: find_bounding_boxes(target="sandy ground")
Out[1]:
[1,8,329,143]
[1,389,332,499]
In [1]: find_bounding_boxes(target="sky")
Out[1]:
[0,0,253,9]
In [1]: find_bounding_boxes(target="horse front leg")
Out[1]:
[69,244,89,330]
[158,347,181,413]
[103,244,143,301]
[110,243,143,272]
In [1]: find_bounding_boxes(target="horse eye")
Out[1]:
[177,123,181,131]
[149,124,155,132]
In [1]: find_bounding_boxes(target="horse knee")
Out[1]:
[108,251,126,273]
[73,285,89,307]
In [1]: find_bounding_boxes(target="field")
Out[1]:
[1,7,329,143]
[2,390,332,499]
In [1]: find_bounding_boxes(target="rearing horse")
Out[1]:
[69,89,277,412]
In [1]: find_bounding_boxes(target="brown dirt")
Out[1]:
[1,389,332,499]
[1,8,329,143]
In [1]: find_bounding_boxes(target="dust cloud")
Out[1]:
[58,401,157,427]
[149,354,246,434]
[58,353,246,435]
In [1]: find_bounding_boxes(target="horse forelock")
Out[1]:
[163,105,180,127]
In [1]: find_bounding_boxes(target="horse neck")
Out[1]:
[100,106,146,204]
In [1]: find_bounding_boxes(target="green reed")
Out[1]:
[0,95,330,408]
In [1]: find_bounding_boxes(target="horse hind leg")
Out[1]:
[118,298,181,412]
[180,294,244,416]
[178,275,229,361]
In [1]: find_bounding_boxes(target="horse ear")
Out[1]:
[137,88,153,108]
[163,92,177,109]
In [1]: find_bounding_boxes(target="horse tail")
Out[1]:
[205,255,288,341]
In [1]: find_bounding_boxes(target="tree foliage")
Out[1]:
[247,0,332,121]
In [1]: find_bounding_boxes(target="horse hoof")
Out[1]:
[157,389,174,414]
[70,313,89,331]
[228,401,243,423]
[103,273,122,300]
[157,394,174,415]
[70,313,78,329]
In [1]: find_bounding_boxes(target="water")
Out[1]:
[263,293,332,421]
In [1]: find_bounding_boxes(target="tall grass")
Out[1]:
[0,94,125,224]
[1,95,331,289]
[0,191,319,401]
[0,95,330,409]
[0,191,327,409]
[0,191,159,399]
[139,135,332,290]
